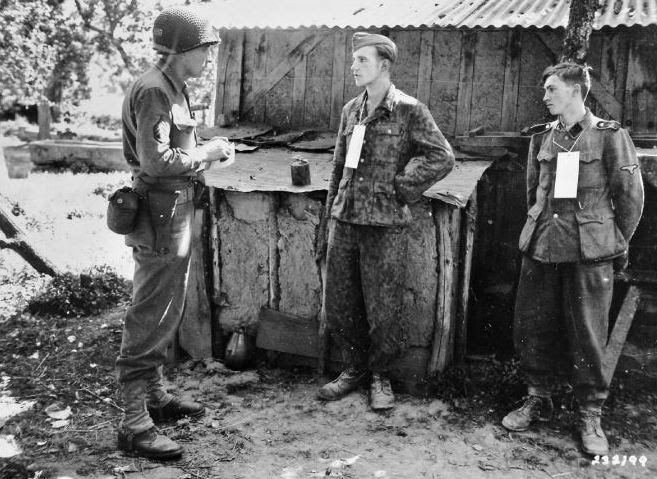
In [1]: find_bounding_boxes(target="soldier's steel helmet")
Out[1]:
[153,7,220,54]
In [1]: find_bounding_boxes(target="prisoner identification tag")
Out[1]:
[554,151,580,198]
[345,124,366,169]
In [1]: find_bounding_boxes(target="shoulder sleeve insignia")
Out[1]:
[521,122,552,136]
[595,120,620,131]
[153,116,171,143]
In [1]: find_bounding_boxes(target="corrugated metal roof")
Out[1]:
[198,0,657,30]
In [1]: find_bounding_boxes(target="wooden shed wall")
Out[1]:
[215,25,657,136]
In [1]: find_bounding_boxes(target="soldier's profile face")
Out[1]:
[183,45,212,78]
[351,46,385,87]
[543,74,579,116]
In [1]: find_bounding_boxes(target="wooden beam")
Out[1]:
[0,199,59,276]
[455,191,477,362]
[242,33,329,114]
[268,194,280,310]
[330,31,348,130]
[417,29,434,106]
[534,31,624,121]
[256,307,320,359]
[456,31,477,135]
[501,29,522,131]
[215,30,245,125]
[292,57,307,124]
[429,203,462,375]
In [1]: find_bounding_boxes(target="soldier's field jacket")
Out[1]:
[316,84,454,258]
[519,109,644,263]
[122,59,199,180]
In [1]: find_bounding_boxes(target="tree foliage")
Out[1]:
[0,0,216,120]
[0,0,91,109]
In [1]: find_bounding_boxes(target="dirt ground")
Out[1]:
[1,162,656,479]
[1,305,656,479]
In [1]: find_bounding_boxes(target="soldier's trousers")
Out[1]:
[325,219,408,373]
[115,181,195,434]
[514,255,613,403]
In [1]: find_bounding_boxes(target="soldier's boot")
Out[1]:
[369,373,395,411]
[579,406,609,456]
[502,395,553,431]
[317,367,369,401]
[117,427,183,460]
[148,397,205,422]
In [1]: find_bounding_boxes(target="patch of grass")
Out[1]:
[26,265,130,318]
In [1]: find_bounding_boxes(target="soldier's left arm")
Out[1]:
[605,127,645,242]
[394,103,455,204]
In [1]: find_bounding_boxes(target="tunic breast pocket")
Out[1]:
[171,104,196,149]
[370,122,403,164]
[577,150,605,188]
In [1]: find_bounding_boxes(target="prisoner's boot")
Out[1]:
[117,427,183,460]
[148,397,205,423]
[579,407,609,456]
[369,373,395,411]
[317,367,369,401]
[502,395,553,431]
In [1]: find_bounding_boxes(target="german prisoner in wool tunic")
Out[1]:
[319,84,454,371]
[117,58,201,435]
[514,108,644,403]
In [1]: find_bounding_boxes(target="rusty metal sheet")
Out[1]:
[197,124,273,141]
[288,131,337,152]
[204,147,491,208]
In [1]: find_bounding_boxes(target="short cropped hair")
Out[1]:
[542,62,592,100]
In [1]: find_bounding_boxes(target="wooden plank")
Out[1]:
[256,307,320,358]
[603,285,640,383]
[416,29,434,106]
[455,191,477,362]
[241,32,330,115]
[429,202,462,374]
[208,187,224,357]
[470,30,507,131]
[215,30,244,125]
[267,194,280,310]
[402,199,438,348]
[179,208,213,359]
[241,29,268,124]
[501,29,522,131]
[516,31,559,129]
[265,31,296,128]
[389,29,422,98]
[429,30,462,137]
[304,29,334,129]
[456,30,477,136]
[602,32,630,125]
[329,30,348,130]
[291,55,307,126]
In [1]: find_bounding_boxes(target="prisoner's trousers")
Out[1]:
[324,219,409,373]
[514,255,613,403]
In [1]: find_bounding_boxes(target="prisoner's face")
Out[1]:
[351,46,385,88]
[543,74,580,116]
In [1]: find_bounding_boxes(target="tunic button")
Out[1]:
[358,177,364,181]
[387,129,392,134]
[553,213,559,219]
[360,158,364,163]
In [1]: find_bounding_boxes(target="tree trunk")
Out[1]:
[37,98,51,140]
[560,0,600,63]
